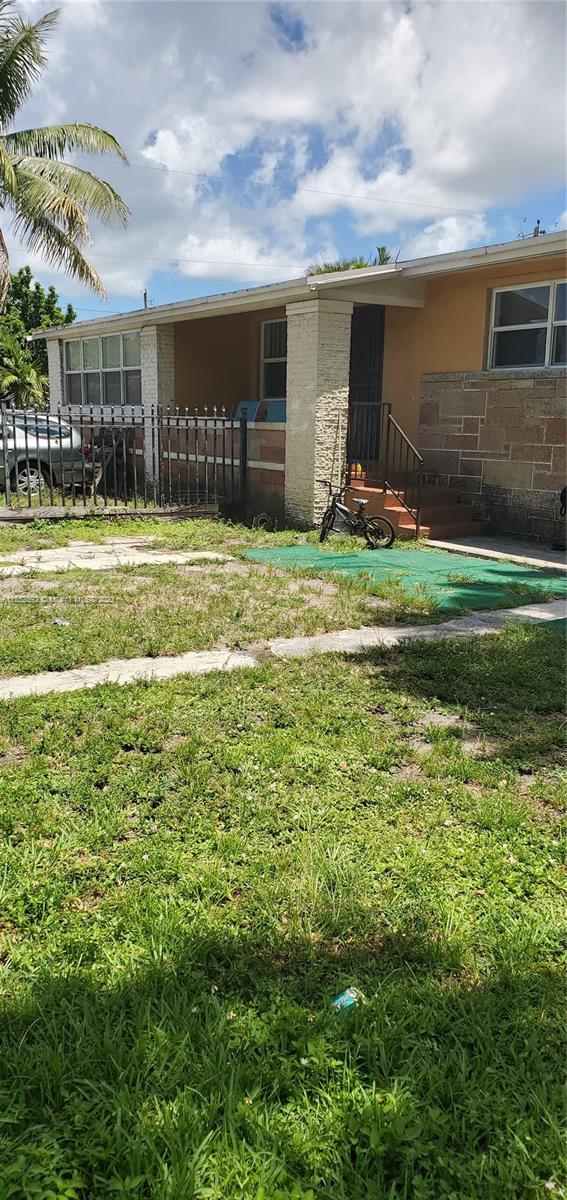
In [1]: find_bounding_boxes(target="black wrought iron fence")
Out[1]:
[0,405,246,513]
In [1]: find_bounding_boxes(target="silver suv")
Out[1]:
[0,410,95,497]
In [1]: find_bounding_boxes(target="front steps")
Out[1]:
[347,482,484,540]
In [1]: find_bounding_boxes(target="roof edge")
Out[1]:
[34,229,567,340]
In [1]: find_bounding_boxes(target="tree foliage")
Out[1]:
[0,2,129,307]
[0,264,75,372]
[0,329,47,406]
[307,245,392,275]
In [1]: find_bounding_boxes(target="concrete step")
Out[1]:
[397,520,484,540]
[347,480,485,541]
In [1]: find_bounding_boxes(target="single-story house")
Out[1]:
[41,230,566,540]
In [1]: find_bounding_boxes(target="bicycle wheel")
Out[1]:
[319,506,335,543]
[364,515,396,549]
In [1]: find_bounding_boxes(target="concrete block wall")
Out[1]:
[141,325,175,414]
[419,369,566,540]
[284,298,353,526]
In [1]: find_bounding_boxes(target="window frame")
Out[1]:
[488,279,567,370]
[63,332,142,406]
[260,318,287,402]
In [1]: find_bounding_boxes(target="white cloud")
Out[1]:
[400,215,492,260]
[7,0,566,301]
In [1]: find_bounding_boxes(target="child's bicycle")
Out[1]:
[317,479,395,549]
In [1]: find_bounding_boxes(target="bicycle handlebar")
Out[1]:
[316,478,356,496]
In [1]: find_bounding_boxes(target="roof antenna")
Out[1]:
[394,247,401,263]
[143,288,149,308]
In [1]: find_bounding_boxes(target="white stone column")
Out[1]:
[141,325,175,495]
[284,298,353,527]
[47,340,63,412]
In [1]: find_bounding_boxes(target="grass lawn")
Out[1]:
[0,515,307,556]
[0,623,564,1199]
[0,558,443,678]
[0,517,562,678]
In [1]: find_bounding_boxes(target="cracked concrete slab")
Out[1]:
[0,598,564,702]
[0,542,231,577]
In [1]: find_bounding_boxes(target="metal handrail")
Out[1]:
[345,401,423,539]
[387,414,424,464]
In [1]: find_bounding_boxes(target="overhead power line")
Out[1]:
[74,151,490,218]
[6,245,306,269]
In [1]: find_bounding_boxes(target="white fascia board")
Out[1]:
[35,275,312,341]
[402,231,567,278]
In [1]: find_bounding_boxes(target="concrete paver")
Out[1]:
[0,540,230,577]
[0,598,564,702]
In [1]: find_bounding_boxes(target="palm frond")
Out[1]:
[0,137,16,197]
[4,122,128,162]
[10,168,90,241]
[10,156,130,227]
[10,205,107,297]
[0,6,59,125]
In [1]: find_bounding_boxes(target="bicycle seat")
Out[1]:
[354,498,369,507]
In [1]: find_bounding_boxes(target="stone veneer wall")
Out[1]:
[419,369,566,540]
[284,298,353,527]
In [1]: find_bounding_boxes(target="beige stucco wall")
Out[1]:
[382,252,567,444]
[173,306,285,413]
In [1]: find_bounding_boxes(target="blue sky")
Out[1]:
[14,0,567,321]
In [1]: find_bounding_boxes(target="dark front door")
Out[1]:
[347,304,385,468]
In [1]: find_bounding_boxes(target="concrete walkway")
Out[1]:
[0,538,229,577]
[427,535,567,574]
[1,597,564,702]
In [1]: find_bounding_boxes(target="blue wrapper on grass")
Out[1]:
[331,987,358,1011]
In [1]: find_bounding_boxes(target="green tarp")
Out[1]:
[246,544,567,614]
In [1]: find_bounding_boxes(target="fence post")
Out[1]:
[239,409,248,517]
[1,407,11,507]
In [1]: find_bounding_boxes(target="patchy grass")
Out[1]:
[0,514,436,557]
[0,515,325,555]
[0,560,443,677]
[0,623,564,1199]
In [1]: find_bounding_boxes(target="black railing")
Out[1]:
[345,401,423,538]
[0,405,247,515]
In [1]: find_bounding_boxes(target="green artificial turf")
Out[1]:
[246,544,566,613]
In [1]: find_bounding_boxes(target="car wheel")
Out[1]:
[12,462,49,497]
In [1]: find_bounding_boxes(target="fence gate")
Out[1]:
[0,406,247,516]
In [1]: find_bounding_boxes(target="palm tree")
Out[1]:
[307,245,392,275]
[0,2,129,310]
[0,330,47,405]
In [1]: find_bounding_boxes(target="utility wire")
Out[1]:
[74,151,491,218]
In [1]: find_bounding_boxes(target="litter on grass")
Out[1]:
[331,987,359,1011]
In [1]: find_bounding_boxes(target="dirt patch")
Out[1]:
[215,560,253,577]
[0,577,60,597]
[113,574,155,591]
[68,890,103,912]
[417,711,463,731]
[163,734,189,750]
[285,577,338,597]
[0,745,28,766]
[408,736,431,756]
[389,762,424,780]
[461,735,500,757]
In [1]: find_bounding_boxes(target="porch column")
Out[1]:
[141,325,175,491]
[284,298,353,527]
[47,340,63,412]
